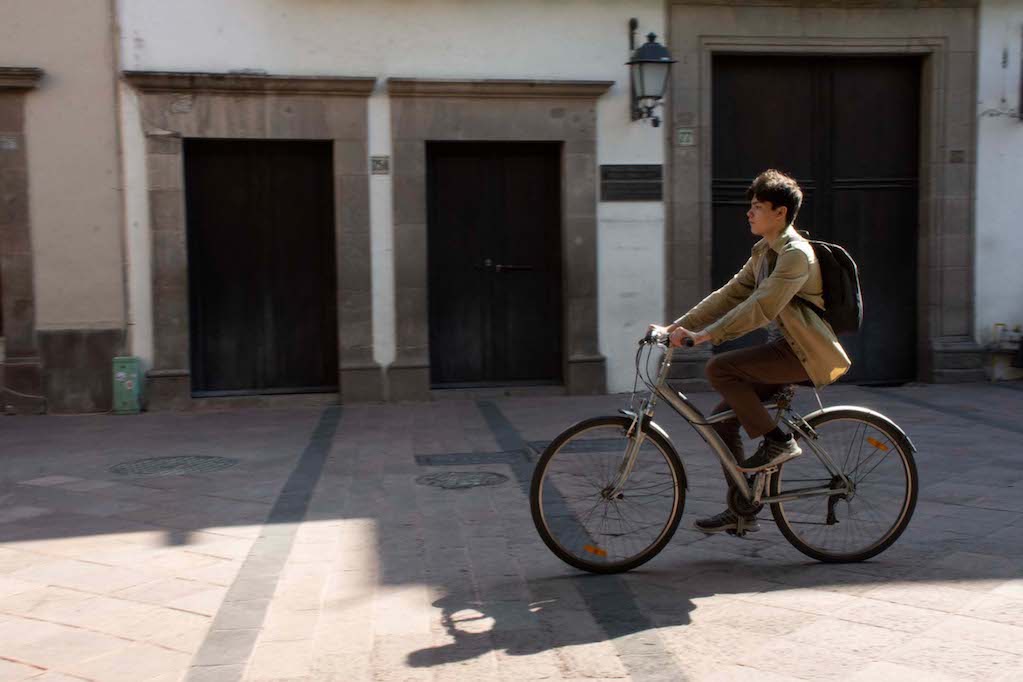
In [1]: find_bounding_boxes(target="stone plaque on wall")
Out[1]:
[600,164,662,201]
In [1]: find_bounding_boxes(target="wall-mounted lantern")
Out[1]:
[627,18,676,127]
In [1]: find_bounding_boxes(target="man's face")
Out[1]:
[746,197,787,237]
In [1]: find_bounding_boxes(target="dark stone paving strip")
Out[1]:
[860,386,1023,436]
[476,400,688,682]
[185,406,342,682]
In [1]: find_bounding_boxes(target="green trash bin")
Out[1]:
[113,356,143,414]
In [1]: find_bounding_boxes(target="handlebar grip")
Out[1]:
[640,331,696,347]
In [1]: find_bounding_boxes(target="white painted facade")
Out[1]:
[117,0,668,393]
[0,0,125,329]
[976,0,1023,347]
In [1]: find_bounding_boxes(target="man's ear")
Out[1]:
[777,205,788,224]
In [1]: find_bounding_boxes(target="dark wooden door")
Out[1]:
[184,139,338,395]
[712,56,920,384]
[427,143,562,386]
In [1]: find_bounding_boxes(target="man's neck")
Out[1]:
[763,223,788,247]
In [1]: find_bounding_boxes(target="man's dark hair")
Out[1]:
[746,169,803,227]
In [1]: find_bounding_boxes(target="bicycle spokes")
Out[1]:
[773,413,916,560]
[532,420,684,571]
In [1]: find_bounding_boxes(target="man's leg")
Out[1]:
[706,339,809,441]
[694,340,809,534]
[694,385,783,534]
[709,383,784,476]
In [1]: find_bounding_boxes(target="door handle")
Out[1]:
[474,258,495,271]
[494,264,534,273]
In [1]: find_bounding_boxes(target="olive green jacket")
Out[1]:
[674,226,851,387]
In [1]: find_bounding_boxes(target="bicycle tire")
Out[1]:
[530,415,687,574]
[770,408,918,563]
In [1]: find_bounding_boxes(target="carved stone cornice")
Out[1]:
[387,78,614,99]
[123,71,376,96]
[0,67,44,90]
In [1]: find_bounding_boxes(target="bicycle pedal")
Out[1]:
[729,517,749,538]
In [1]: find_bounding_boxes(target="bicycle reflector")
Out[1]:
[866,437,890,452]
[583,544,608,557]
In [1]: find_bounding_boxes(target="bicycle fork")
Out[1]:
[604,408,649,499]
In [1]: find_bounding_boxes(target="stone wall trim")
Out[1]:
[128,78,378,408]
[388,90,608,399]
[0,80,43,414]
[0,67,44,90]
[123,71,376,96]
[669,0,977,7]
[665,4,979,383]
[387,78,614,99]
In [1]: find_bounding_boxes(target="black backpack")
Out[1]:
[799,240,863,335]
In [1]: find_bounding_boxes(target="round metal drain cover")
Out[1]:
[109,455,239,478]
[415,471,508,490]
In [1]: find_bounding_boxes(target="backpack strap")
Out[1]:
[766,246,827,319]
[793,295,826,320]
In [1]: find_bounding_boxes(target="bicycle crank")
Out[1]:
[727,485,764,519]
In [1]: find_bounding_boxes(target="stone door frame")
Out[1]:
[0,67,45,414]
[124,71,379,408]
[385,78,613,400]
[666,2,982,383]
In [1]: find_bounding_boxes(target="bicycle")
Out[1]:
[529,330,918,573]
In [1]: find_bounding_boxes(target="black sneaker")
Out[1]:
[693,509,760,534]
[738,436,802,472]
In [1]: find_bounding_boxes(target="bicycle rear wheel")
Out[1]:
[770,408,917,562]
[530,416,686,574]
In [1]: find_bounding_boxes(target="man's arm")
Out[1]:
[670,256,757,333]
[702,247,810,344]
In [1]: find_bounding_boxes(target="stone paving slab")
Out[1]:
[0,383,1021,680]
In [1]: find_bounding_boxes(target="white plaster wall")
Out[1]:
[976,0,1023,344]
[367,91,396,370]
[599,202,665,394]
[118,0,667,391]
[0,0,125,329]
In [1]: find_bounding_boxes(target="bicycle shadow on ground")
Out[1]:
[407,527,1023,671]
[406,573,698,671]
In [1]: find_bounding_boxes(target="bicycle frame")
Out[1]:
[610,343,853,507]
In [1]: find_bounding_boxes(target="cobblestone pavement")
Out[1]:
[1,382,1022,681]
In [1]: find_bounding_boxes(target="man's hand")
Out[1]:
[669,327,711,348]
[647,324,710,347]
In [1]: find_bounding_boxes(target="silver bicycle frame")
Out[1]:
[610,343,851,506]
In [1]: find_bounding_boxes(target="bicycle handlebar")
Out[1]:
[641,330,695,348]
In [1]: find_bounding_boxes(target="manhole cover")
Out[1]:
[109,455,239,478]
[415,471,509,490]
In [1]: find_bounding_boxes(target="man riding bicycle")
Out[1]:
[649,169,851,535]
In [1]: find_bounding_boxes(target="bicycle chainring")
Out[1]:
[727,485,764,518]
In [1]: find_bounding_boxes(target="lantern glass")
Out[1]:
[637,62,670,101]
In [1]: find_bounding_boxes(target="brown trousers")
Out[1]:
[706,339,810,473]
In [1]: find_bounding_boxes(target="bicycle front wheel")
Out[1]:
[530,416,686,574]
[770,408,918,563]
